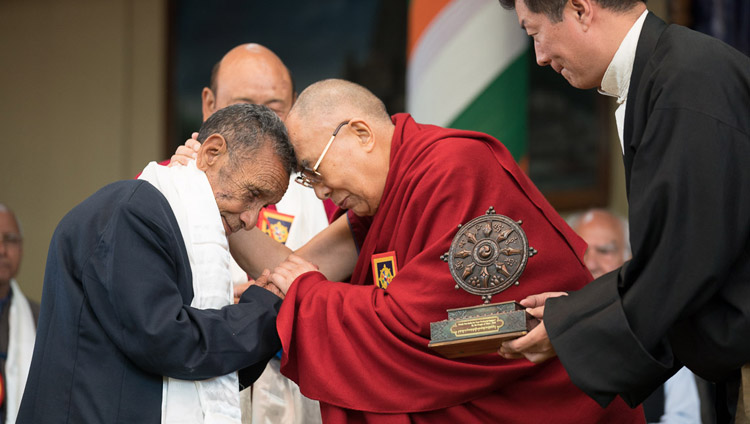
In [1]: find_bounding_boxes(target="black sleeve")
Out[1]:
[546,106,750,407]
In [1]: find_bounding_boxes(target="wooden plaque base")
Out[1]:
[428,301,539,358]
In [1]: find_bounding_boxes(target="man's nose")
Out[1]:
[240,207,261,231]
[534,44,550,66]
[583,250,601,276]
[313,182,332,201]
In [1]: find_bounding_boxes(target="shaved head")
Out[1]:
[0,203,23,292]
[569,208,630,279]
[284,79,395,217]
[289,79,390,125]
[203,43,296,122]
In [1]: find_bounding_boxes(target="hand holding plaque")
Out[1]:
[428,207,539,358]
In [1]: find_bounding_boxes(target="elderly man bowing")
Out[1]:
[18,104,295,424]
[228,79,644,423]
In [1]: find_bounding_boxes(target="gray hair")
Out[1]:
[197,103,297,176]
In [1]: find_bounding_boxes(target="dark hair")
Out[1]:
[197,103,297,176]
[498,0,645,22]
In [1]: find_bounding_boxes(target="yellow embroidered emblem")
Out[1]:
[257,209,294,244]
[371,251,398,289]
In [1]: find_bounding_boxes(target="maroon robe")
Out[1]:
[277,114,643,423]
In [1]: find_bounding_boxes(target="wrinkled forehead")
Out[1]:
[228,146,290,201]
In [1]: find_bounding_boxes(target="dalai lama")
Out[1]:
[225,79,646,423]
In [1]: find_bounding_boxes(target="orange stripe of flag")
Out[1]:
[407,0,453,59]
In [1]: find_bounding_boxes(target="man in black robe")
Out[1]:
[17,104,295,423]
[496,0,750,421]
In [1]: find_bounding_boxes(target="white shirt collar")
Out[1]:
[598,9,649,104]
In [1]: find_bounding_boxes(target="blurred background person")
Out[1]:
[568,208,631,280]
[0,204,39,424]
[569,208,703,424]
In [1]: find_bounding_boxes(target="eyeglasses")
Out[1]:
[0,233,22,247]
[295,120,350,188]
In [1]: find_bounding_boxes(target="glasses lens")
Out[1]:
[295,170,320,188]
[295,174,310,187]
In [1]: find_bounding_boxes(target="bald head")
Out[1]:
[285,79,394,217]
[202,43,295,122]
[569,209,630,279]
[289,79,390,125]
[0,204,23,291]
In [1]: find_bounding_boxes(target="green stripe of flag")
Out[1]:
[447,49,529,160]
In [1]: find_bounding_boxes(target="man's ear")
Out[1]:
[195,134,228,171]
[201,87,216,122]
[348,118,376,153]
[569,0,593,28]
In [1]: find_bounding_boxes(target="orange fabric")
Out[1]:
[407,0,453,59]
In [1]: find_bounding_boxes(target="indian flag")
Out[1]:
[407,0,529,162]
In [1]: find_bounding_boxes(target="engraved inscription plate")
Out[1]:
[450,315,505,338]
[429,302,539,358]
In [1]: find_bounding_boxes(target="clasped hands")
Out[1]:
[497,291,567,364]
[234,254,318,302]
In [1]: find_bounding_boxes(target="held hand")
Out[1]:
[269,254,319,295]
[233,279,254,304]
[169,132,201,166]
[498,322,556,363]
[236,270,285,300]
[255,270,286,299]
[517,291,568,320]
[260,282,285,299]
[498,291,567,363]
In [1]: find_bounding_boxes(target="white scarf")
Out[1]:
[138,161,241,424]
[4,279,36,424]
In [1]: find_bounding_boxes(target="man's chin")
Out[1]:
[221,217,234,235]
[563,73,598,90]
[350,204,377,217]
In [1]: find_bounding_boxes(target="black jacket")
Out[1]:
[546,13,750,407]
[18,180,282,423]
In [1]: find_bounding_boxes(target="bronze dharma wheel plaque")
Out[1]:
[429,207,540,358]
[441,206,537,303]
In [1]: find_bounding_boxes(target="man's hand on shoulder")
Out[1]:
[169,132,201,167]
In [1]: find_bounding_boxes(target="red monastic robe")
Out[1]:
[277,114,644,423]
